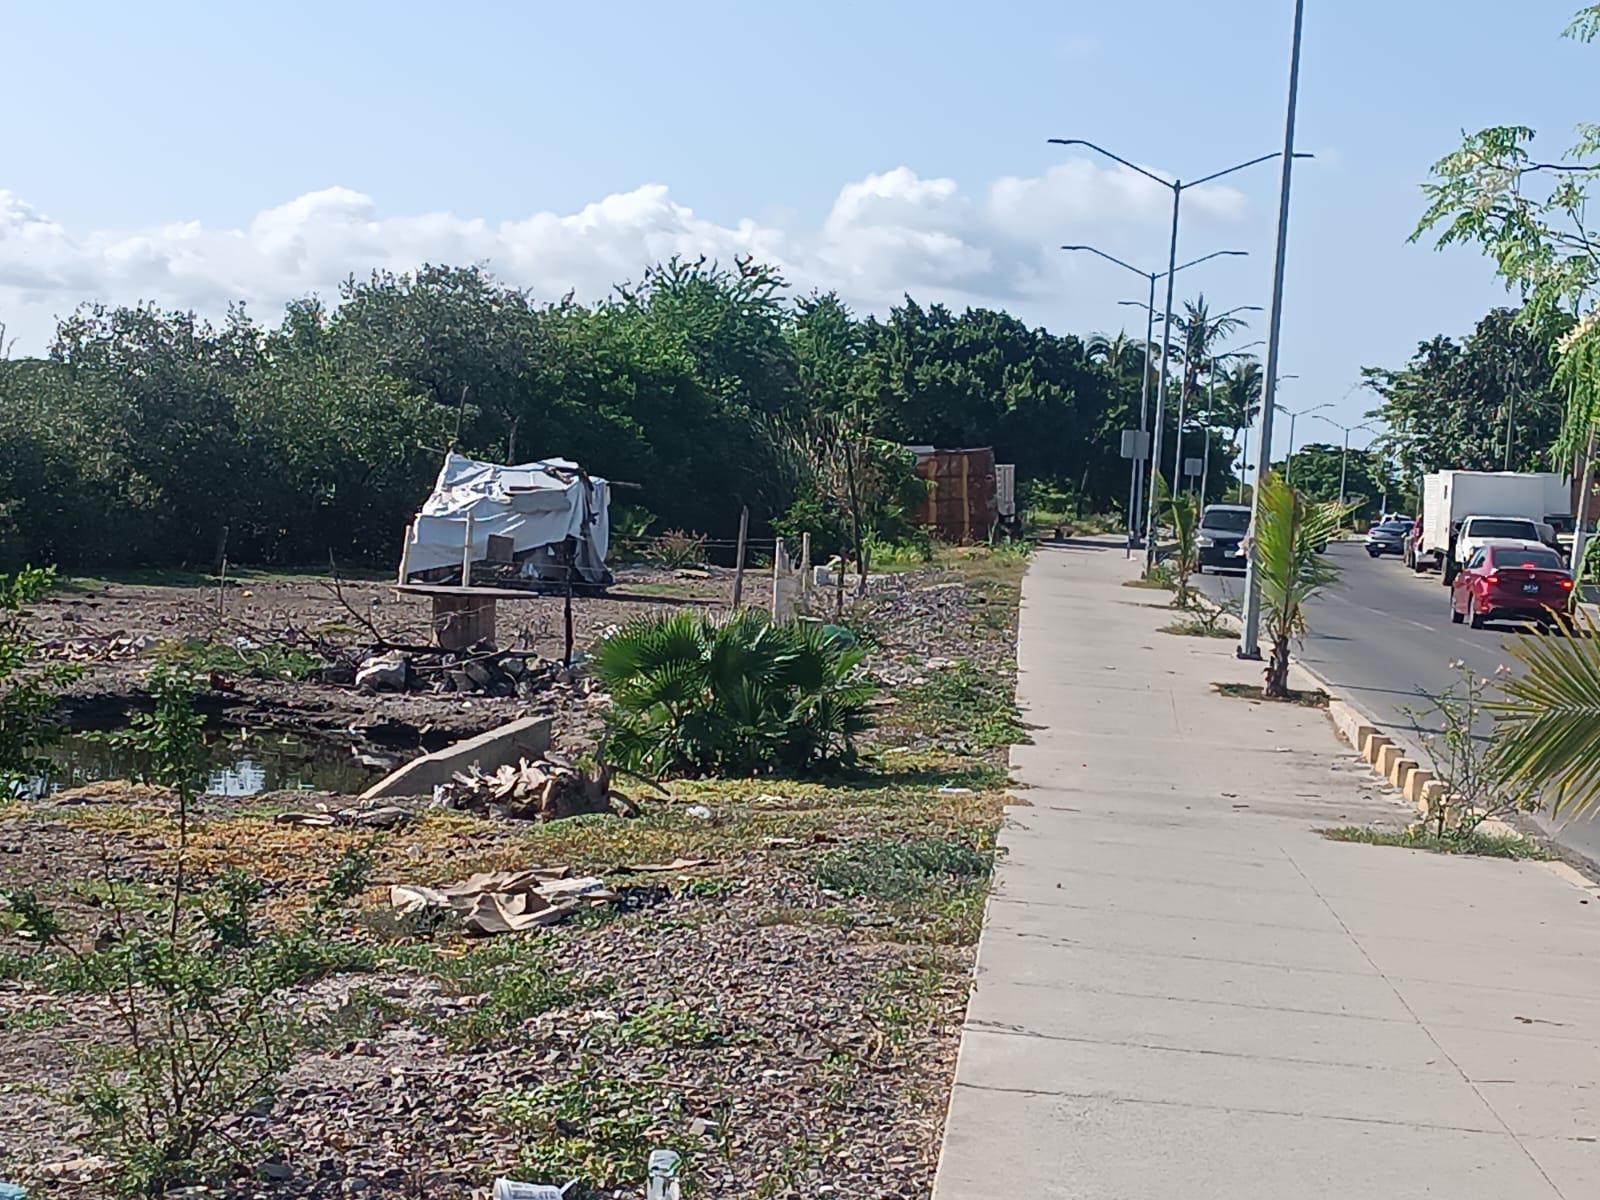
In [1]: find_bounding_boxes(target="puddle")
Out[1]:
[22,731,394,800]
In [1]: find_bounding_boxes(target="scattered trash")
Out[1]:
[391,868,616,935]
[647,1150,682,1200]
[40,632,157,663]
[491,1178,576,1200]
[684,804,713,820]
[611,857,715,875]
[937,786,975,795]
[433,755,635,821]
[0,1182,29,1200]
[275,804,415,830]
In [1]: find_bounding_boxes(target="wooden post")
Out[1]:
[563,545,576,667]
[730,505,749,608]
[800,532,811,597]
[397,521,414,585]
[460,511,475,587]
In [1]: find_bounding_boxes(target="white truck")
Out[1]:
[1410,470,1570,578]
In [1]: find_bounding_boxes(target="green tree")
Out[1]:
[1363,308,1566,482]
[1278,443,1402,524]
[0,567,82,787]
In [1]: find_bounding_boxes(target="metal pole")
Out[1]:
[1284,412,1298,484]
[1200,361,1216,501]
[1338,427,1350,511]
[1135,272,1156,538]
[1239,0,1306,660]
[1144,185,1182,573]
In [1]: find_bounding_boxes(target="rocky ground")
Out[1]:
[0,547,1026,1199]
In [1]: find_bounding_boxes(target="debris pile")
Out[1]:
[390,868,616,935]
[433,755,635,821]
[354,645,588,700]
[40,632,158,663]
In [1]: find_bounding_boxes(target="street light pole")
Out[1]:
[1050,137,1306,576]
[1239,0,1309,660]
[1309,412,1379,515]
[1064,244,1247,547]
[1276,395,1321,484]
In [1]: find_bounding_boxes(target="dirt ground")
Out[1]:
[36,564,733,752]
[1,549,1025,1199]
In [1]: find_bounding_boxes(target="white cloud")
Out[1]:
[0,159,1253,351]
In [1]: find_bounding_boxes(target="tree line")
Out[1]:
[0,258,1266,570]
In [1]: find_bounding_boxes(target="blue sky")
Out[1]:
[1,0,1593,464]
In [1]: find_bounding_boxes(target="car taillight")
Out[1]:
[1485,572,1499,584]
[1560,578,1574,590]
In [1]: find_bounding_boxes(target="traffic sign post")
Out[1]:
[1121,430,1152,555]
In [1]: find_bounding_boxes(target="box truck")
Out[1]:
[1409,471,1570,577]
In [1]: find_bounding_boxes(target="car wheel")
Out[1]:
[1450,596,1464,625]
[1469,597,1485,630]
[1367,547,1380,558]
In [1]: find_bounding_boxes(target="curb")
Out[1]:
[1291,659,1600,894]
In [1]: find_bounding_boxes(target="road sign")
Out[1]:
[1120,430,1151,460]
[1183,457,1203,477]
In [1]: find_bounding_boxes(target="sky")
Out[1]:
[1,0,1594,467]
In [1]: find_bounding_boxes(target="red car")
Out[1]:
[1450,541,1574,628]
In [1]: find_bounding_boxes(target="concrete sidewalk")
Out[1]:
[932,539,1600,1199]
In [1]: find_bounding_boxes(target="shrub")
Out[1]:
[0,565,83,788]
[593,609,875,777]
[645,529,706,569]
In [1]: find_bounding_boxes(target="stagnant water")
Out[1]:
[23,730,393,800]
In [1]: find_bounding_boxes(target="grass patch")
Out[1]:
[498,1065,689,1196]
[814,836,992,900]
[0,1006,68,1032]
[900,659,1029,749]
[1159,619,1236,639]
[1212,681,1329,707]
[1122,575,1173,591]
[1319,826,1553,860]
[605,1002,726,1049]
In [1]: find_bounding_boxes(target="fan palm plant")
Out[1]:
[1489,608,1600,818]
[1250,471,1346,697]
[592,609,875,777]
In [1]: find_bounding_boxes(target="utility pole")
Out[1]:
[1239,0,1308,661]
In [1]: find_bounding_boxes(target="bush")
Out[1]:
[593,609,875,777]
[0,566,83,787]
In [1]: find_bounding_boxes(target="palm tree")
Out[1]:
[1214,357,1264,496]
[1489,610,1600,818]
[1251,471,1345,698]
[1173,295,1250,413]
[1087,330,1149,385]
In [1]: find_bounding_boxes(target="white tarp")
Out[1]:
[405,453,611,584]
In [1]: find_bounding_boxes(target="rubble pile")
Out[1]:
[433,754,636,821]
[354,645,585,700]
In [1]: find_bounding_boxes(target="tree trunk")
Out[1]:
[1264,634,1292,699]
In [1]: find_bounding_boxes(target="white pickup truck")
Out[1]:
[1445,515,1550,582]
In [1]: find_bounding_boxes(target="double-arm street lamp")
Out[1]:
[1062,243,1247,545]
[1273,390,1321,485]
[1310,412,1380,512]
[1050,136,1309,572]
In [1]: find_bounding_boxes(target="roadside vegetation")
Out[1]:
[0,544,1025,1197]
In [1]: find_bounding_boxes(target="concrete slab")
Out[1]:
[359,715,552,799]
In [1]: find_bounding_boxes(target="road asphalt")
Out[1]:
[1194,543,1600,867]
[933,538,1600,1199]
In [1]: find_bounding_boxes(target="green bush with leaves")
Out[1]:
[593,609,875,777]
[1,566,83,787]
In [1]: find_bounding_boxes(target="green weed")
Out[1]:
[1320,825,1553,860]
[900,659,1028,749]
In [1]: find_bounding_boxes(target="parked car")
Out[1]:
[1364,519,1412,558]
[1196,503,1252,573]
[1449,541,1574,629]
[1444,514,1549,583]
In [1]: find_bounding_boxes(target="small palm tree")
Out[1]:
[1490,609,1600,818]
[1251,471,1345,698]
[1159,481,1201,607]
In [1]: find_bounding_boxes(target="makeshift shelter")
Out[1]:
[907,446,999,542]
[399,453,611,589]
